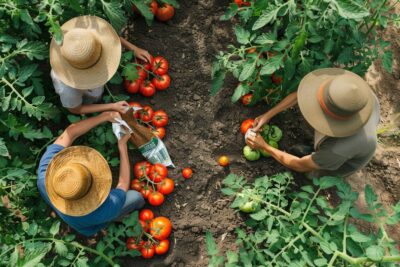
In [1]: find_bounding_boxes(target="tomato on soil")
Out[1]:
[139,209,154,222]
[141,242,155,259]
[130,179,143,191]
[155,4,175,22]
[182,168,193,179]
[139,106,154,122]
[151,56,169,75]
[157,178,174,195]
[241,119,254,135]
[128,101,142,119]
[152,127,166,139]
[126,237,144,251]
[218,156,229,167]
[155,239,170,255]
[152,74,171,90]
[152,110,169,127]
[149,163,168,182]
[140,81,156,97]
[140,186,153,199]
[150,217,172,240]
[241,93,253,106]
[124,79,142,94]
[134,161,152,179]
[148,191,165,206]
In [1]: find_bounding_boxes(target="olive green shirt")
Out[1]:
[311,95,380,177]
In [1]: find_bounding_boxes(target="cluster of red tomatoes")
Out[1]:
[124,56,170,97]
[126,210,172,258]
[128,102,169,139]
[133,1,175,22]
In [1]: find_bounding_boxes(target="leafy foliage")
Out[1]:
[207,173,400,266]
[212,0,399,106]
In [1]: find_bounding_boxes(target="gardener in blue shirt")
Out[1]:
[37,111,144,236]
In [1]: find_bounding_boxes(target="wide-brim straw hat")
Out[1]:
[50,15,121,90]
[45,146,112,217]
[297,68,374,137]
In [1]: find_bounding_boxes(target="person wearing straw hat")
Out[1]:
[247,68,380,178]
[37,111,145,236]
[50,15,151,115]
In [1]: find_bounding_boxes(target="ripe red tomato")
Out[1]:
[155,4,175,22]
[155,239,170,255]
[148,191,165,206]
[272,73,283,85]
[152,110,169,127]
[134,161,152,179]
[182,168,193,179]
[136,66,148,80]
[126,237,144,251]
[140,186,153,199]
[149,163,168,183]
[241,93,253,106]
[130,179,143,191]
[234,0,251,7]
[139,106,154,122]
[157,178,174,195]
[139,219,149,232]
[152,127,166,139]
[140,81,156,97]
[218,156,230,167]
[240,119,254,135]
[139,209,154,222]
[150,217,172,240]
[124,79,142,94]
[128,102,142,119]
[151,56,169,75]
[140,242,155,259]
[152,74,171,91]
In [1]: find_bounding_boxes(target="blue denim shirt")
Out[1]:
[37,144,125,236]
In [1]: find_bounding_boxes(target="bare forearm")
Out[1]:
[264,92,298,119]
[120,37,137,51]
[69,103,115,115]
[116,145,130,192]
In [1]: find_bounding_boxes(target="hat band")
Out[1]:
[317,81,351,121]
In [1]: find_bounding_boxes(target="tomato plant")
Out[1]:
[131,0,180,26]
[155,3,175,22]
[212,0,396,106]
[207,173,400,266]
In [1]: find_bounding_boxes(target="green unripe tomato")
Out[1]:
[239,201,259,213]
[243,146,261,161]
[268,125,283,142]
[260,140,279,157]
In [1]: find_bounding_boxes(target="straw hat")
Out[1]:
[45,146,112,216]
[50,15,121,90]
[297,68,374,137]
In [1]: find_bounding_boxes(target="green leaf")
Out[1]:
[0,138,10,158]
[250,209,268,221]
[122,63,138,81]
[20,9,34,25]
[235,26,250,44]
[255,32,276,45]
[349,231,371,243]
[260,54,284,75]
[319,176,342,189]
[231,83,249,103]
[252,6,279,30]
[239,60,256,81]
[19,64,38,83]
[331,0,370,20]
[50,221,60,236]
[211,70,226,96]
[221,188,236,196]
[365,184,377,207]
[314,258,327,266]
[54,241,68,256]
[382,50,393,73]
[366,245,385,261]
[220,4,239,21]
[132,0,154,21]
[101,0,127,32]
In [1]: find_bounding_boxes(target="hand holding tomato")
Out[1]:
[246,133,268,151]
[240,119,255,135]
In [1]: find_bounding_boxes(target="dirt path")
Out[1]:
[122,1,400,266]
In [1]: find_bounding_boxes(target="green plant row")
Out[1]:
[211,0,399,106]
[207,173,400,266]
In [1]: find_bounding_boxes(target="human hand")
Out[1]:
[112,101,129,114]
[103,111,121,123]
[118,131,131,147]
[252,113,271,132]
[246,133,268,151]
[133,47,152,63]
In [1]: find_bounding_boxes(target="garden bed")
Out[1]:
[120,0,400,266]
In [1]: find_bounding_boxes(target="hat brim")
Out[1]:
[45,146,112,216]
[297,68,374,137]
[50,16,121,90]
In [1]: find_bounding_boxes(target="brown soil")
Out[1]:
[120,1,400,266]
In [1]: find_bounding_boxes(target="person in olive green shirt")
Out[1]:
[247,68,380,178]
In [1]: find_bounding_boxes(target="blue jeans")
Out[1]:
[115,190,145,221]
